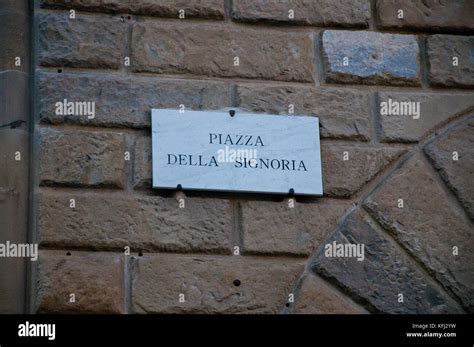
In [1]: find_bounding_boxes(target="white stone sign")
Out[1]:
[151,109,323,195]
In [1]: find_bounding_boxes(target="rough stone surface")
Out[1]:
[427,35,474,88]
[376,0,474,32]
[40,0,225,19]
[237,85,371,140]
[37,128,127,188]
[37,191,232,254]
[424,118,474,219]
[132,254,304,313]
[311,210,463,313]
[240,199,351,256]
[378,92,474,143]
[35,251,124,313]
[38,12,126,69]
[289,272,368,314]
[364,154,474,312]
[131,21,314,82]
[133,136,151,188]
[0,71,29,126]
[321,144,405,197]
[322,30,420,86]
[232,0,370,27]
[37,71,230,128]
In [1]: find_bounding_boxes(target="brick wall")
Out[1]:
[31,0,473,313]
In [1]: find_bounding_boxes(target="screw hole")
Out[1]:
[138,251,143,257]
[57,69,62,73]
[233,279,241,287]
[229,110,235,117]
[66,251,71,256]
[128,16,131,20]
[285,303,290,307]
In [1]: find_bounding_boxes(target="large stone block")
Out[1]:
[377,92,474,143]
[37,12,126,69]
[240,199,351,256]
[321,144,405,197]
[40,0,225,19]
[131,21,314,82]
[375,0,474,32]
[35,251,125,313]
[131,254,304,313]
[236,85,371,141]
[427,35,474,88]
[37,191,233,254]
[37,71,230,128]
[322,30,420,86]
[232,0,370,27]
[37,128,127,188]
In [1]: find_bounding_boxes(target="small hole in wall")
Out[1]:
[127,16,131,20]
[233,279,241,287]
[66,251,71,256]
[57,69,62,73]
[138,251,143,257]
[285,303,290,307]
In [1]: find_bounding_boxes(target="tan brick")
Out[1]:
[37,191,232,254]
[427,35,474,88]
[131,21,314,82]
[237,85,371,141]
[378,92,474,143]
[38,12,126,69]
[37,71,231,128]
[232,0,370,27]
[240,199,352,256]
[133,136,151,188]
[35,251,125,313]
[424,118,474,219]
[376,0,474,32]
[40,0,225,19]
[364,154,474,312]
[37,128,127,188]
[289,273,368,314]
[131,254,304,313]
[321,144,406,197]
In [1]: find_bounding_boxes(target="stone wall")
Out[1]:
[30,0,473,313]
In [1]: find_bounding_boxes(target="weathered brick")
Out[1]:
[240,199,351,256]
[378,92,474,143]
[37,71,230,128]
[427,35,474,88]
[131,254,304,313]
[131,21,314,82]
[37,128,127,188]
[237,85,371,140]
[321,144,405,197]
[364,154,474,312]
[424,118,474,219]
[40,0,225,19]
[322,30,420,86]
[232,0,369,27]
[37,191,232,254]
[376,0,474,32]
[311,210,462,313]
[289,272,368,314]
[35,251,124,313]
[38,12,126,69]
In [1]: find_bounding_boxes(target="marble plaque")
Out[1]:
[152,109,323,195]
